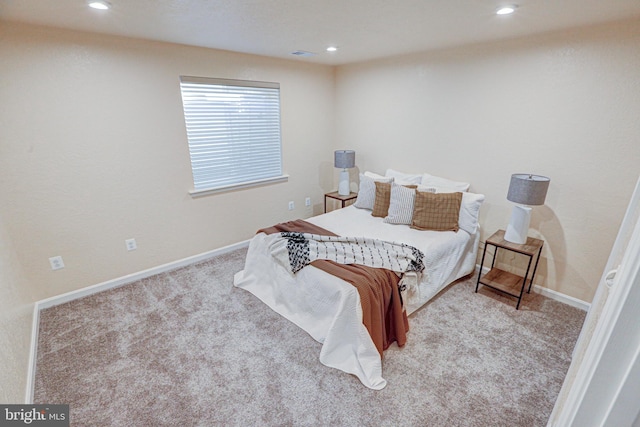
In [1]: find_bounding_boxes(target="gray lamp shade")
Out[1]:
[334,150,355,169]
[507,174,550,206]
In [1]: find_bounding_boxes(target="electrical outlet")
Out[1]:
[125,238,137,251]
[305,197,311,207]
[288,201,295,210]
[49,256,65,271]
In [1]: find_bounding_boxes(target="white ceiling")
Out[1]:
[2,0,640,65]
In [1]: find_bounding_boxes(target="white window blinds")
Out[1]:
[179,76,285,194]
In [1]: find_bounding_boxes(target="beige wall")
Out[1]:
[0,210,34,403]
[0,22,335,300]
[335,18,640,302]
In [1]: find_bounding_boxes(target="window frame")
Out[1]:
[179,76,288,197]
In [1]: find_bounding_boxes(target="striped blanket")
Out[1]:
[267,232,425,296]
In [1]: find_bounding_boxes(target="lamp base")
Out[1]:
[338,170,350,196]
[504,204,532,244]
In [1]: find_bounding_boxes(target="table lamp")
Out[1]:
[504,174,550,244]
[335,150,355,196]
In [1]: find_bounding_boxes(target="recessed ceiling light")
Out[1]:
[88,1,111,10]
[496,5,517,15]
[326,46,338,52]
[291,50,316,57]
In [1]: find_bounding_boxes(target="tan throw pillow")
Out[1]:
[411,191,463,232]
[372,181,392,217]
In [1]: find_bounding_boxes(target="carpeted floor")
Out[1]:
[34,247,586,426]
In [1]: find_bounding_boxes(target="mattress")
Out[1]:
[233,205,479,389]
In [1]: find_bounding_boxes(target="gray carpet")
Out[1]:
[34,247,586,426]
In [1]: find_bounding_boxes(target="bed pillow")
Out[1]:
[385,169,422,185]
[458,192,485,235]
[384,183,435,224]
[371,182,393,217]
[372,182,418,218]
[417,184,438,193]
[364,171,387,180]
[421,174,470,193]
[354,173,394,210]
[411,191,463,232]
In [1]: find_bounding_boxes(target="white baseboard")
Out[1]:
[531,284,590,311]
[36,239,250,310]
[476,264,590,312]
[25,304,40,404]
[25,239,250,403]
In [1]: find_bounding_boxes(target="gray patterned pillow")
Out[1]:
[384,183,416,224]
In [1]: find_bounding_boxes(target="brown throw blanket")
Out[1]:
[259,220,409,357]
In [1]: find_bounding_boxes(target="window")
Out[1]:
[179,76,286,195]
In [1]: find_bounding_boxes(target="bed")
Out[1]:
[233,170,484,389]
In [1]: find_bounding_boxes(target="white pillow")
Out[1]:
[385,169,422,185]
[458,192,485,235]
[354,173,394,210]
[417,185,437,193]
[364,171,387,180]
[421,174,470,193]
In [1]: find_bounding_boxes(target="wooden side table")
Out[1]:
[475,229,544,309]
[324,191,357,213]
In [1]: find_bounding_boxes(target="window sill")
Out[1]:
[189,174,289,198]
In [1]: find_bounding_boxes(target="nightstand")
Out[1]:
[475,229,544,309]
[324,191,357,213]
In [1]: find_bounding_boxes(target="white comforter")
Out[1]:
[233,206,479,389]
